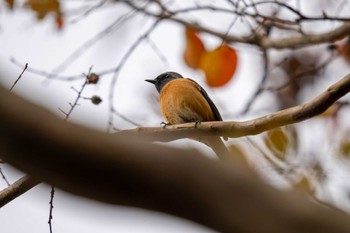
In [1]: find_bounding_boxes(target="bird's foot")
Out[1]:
[160,122,171,128]
[194,120,202,128]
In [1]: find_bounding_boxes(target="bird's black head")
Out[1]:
[145,72,183,93]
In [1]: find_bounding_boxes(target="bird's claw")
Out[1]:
[161,122,171,128]
[194,120,202,128]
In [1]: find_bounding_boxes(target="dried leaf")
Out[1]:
[340,140,350,157]
[55,13,64,29]
[24,0,63,29]
[6,0,15,9]
[294,176,314,194]
[199,44,238,87]
[264,128,289,160]
[183,28,205,69]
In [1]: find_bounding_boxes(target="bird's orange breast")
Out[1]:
[159,78,216,124]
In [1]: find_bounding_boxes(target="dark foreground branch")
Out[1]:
[118,72,350,141]
[0,175,40,207]
[0,85,350,232]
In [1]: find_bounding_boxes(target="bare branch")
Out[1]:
[123,1,350,49]
[118,72,350,141]
[9,63,28,92]
[60,69,92,121]
[241,49,269,114]
[107,19,160,131]
[258,23,350,49]
[0,175,40,208]
[172,18,350,49]
[0,167,10,186]
[48,186,55,233]
[1,83,350,232]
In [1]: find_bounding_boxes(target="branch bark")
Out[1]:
[118,72,350,141]
[0,175,40,207]
[172,19,350,49]
[1,83,350,232]
[124,1,350,49]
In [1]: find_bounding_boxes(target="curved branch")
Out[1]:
[0,82,350,232]
[171,18,350,49]
[123,1,350,49]
[118,72,350,141]
[258,23,350,49]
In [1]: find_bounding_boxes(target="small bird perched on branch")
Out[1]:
[145,71,230,160]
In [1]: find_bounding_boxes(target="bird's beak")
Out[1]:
[145,79,156,84]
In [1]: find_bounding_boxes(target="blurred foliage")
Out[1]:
[6,0,63,29]
[264,128,289,160]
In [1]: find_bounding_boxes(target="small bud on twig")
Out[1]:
[87,73,99,84]
[91,95,102,105]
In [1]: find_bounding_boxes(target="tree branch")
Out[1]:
[123,1,350,49]
[0,175,40,208]
[1,81,350,232]
[118,72,350,141]
[258,23,350,49]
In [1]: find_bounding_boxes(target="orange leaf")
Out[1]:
[199,44,238,87]
[6,0,15,9]
[183,28,206,69]
[55,13,64,29]
[24,0,63,29]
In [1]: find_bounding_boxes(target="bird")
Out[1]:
[145,71,230,160]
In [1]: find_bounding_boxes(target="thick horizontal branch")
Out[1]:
[118,72,350,141]
[0,175,40,208]
[1,84,350,232]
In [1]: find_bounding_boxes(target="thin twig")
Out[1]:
[245,137,288,177]
[266,52,337,92]
[9,63,28,92]
[69,0,108,24]
[241,49,269,114]
[125,1,350,49]
[50,10,137,75]
[107,19,160,131]
[0,167,10,186]
[60,67,93,121]
[48,186,55,233]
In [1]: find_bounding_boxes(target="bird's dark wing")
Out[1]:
[187,78,223,121]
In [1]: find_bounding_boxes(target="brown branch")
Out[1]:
[9,63,28,92]
[258,23,350,49]
[1,81,350,232]
[0,175,40,208]
[118,72,350,141]
[123,1,350,49]
[173,18,350,49]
